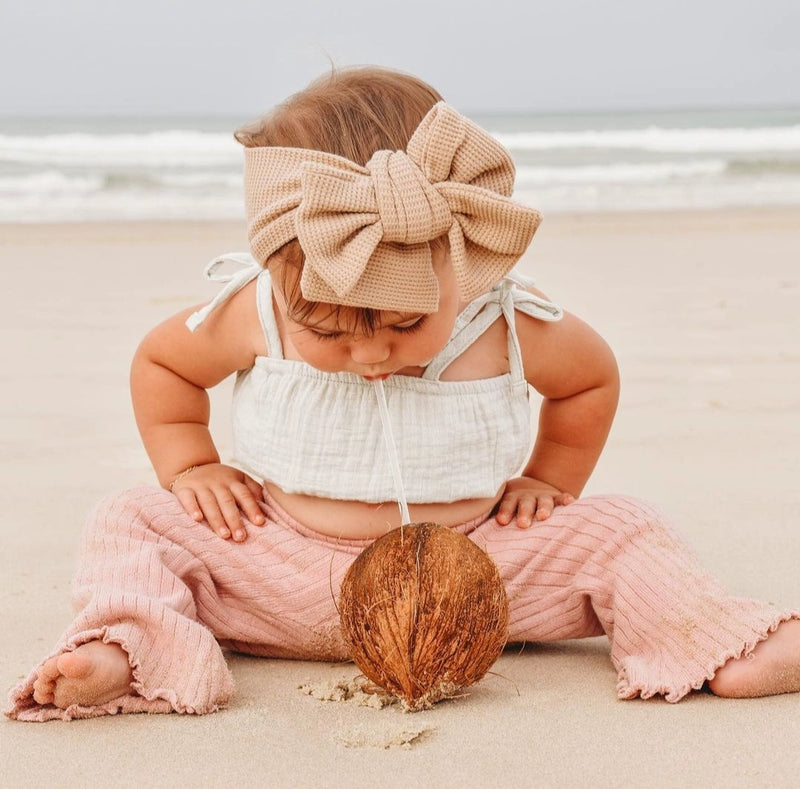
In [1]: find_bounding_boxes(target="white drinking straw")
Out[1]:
[373,379,411,525]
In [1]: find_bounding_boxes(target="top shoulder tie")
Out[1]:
[185,252,262,332]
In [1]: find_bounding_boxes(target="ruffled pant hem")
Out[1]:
[616,608,800,703]
[5,624,233,722]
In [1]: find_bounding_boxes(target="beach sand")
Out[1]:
[1,209,799,787]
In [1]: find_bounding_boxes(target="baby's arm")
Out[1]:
[130,281,267,541]
[496,298,620,527]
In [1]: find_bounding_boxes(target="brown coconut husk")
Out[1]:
[338,522,509,711]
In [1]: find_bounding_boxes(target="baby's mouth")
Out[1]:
[362,373,392,381]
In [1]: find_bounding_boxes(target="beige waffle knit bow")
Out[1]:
[244,102,541,313]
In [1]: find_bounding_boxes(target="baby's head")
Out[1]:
[236,66,446,335]
[237,65,541,339]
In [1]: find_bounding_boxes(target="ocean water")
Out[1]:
[1,107,799,222]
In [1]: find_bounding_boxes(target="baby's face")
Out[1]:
[276,248,461,379]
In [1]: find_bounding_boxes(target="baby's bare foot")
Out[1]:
[709,619,800,698]
[31,641,133,708]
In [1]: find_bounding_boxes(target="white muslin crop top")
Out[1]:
[187,254,563,504]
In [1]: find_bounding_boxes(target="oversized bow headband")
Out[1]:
[244,102,541,313]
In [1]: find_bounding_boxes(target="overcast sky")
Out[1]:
[2,0,798,117]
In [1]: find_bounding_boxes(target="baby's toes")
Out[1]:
[32,677,56,704]
[38,655,62,680]
[32,683,55,704]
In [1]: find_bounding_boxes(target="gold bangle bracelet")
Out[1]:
[169,465,199,492]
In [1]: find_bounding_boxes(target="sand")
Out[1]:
[1,209,799,787]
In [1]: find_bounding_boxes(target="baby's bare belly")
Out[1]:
[264,481,504,539]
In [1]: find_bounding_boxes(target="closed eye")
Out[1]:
[391,316,426,334]
[309,329,344,342]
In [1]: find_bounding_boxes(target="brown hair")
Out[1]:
[235,66,446,333]
[235,65,443,162]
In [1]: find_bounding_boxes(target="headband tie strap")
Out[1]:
[244,102,541,313]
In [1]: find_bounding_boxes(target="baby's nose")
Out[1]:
[349,337,391,365]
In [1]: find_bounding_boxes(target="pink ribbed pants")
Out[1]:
[7,487,797,720]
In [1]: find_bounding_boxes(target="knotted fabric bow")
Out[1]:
[244,102,541,313]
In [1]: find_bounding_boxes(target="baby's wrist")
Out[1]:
[160,456,218,491]
[168,465,201,492]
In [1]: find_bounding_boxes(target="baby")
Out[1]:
[8,66,800,721]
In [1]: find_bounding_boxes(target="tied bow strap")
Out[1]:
[244,102,542,313]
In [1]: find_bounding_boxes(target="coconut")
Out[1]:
[338,522,508,711]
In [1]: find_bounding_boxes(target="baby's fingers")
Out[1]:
[206,488,251,541]
[174,488,205,525]
[496,493,537,528]
[532,495,555,522]
[531,493,575,523]
[514,495,538,528]
[243,474,265,501]
[188,489,234,540]
[553,492,576,508]
[495,495,520,526]
[230,480,266,530]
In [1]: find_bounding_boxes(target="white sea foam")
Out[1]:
[155,172,243,189]
[0,130,239,168]
[494,125,800,153]
[0,170,104,194]
[515,160,728,185]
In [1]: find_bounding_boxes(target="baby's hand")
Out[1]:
[495,477,575,528]
[170,463,266,541]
